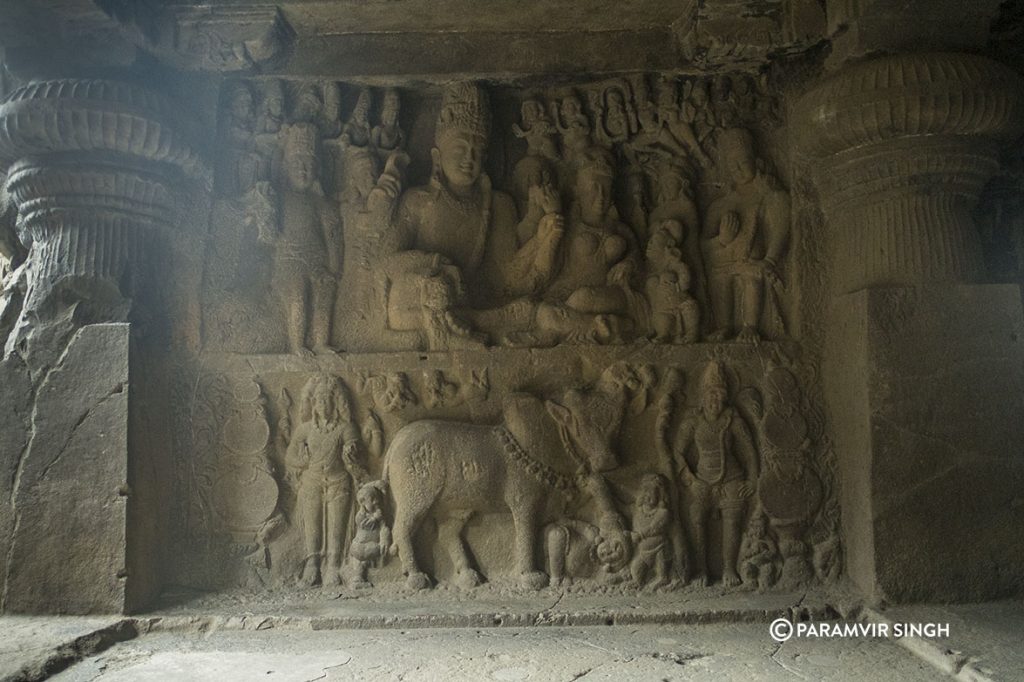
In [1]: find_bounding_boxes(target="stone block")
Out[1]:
[825,285,1024,602]
[2,324,130,614]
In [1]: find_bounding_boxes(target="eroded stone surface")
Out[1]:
[825,285,1024,602]
[2,325,130,614]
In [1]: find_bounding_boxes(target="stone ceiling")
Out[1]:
[0,0,829,80]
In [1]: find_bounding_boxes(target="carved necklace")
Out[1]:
[435,176,492,272]
[495,426,576,497]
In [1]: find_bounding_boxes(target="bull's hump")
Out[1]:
[385,420,501,454]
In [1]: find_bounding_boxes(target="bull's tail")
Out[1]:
[380,441,398,559]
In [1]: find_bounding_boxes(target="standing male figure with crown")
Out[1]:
[260,123,342,356]
[670,360,760,587]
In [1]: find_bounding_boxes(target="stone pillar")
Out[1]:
[796,52,1024,293]
[795,53,1024,602]
[0,79,202,613]
[0,80,203,350]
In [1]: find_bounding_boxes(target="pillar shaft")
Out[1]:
[0,79,203,614]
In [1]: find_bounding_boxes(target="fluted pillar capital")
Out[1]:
[0,79,207,327]
[794,52,1024,293]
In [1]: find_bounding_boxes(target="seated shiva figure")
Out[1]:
[380,83,565,350]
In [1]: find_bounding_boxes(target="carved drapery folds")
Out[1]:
[795,53,1024,293]
[0,79,204,351]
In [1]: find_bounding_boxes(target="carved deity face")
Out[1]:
[575,166,613,223]
[312,386,335,424]
[381,92,400,126]
[702,388,726,420]
[435,131,485,190]
[521,99,542,127]
[561,96,583,120]
[353,90,372,124]
[638,476,663,508]
[647,227,683,269]
[264,90,284,119]
[230,88,254,122]
[724,140,757,185]
[285,152,317,191]
[596,534,629,571]
[358,486,382,512]
[656,171,689,205]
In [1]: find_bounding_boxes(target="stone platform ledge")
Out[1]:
[140,586,836,632]
[198,339,799,373]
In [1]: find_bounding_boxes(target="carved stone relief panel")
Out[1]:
[168,71,835,600]
[170,345,839,595]
[201,75,792,356]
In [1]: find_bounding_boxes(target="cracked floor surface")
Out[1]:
[48,624,939,681]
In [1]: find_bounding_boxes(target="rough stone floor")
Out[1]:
[2,598,1022,681]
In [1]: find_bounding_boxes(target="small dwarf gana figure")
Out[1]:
[645,222,700,343]
[345,480,392,589]
[740,512,779,591]
[629,473,672,589]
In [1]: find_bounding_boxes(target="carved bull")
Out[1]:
[384,370,637,590]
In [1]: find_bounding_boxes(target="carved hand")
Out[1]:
[530,183,562,215]
[537,213,565,244]
[608,261,633,287]
[375,171,402,200]
[738,479,756,499]
[719,211,740,236]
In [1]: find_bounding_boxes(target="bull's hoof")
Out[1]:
[520,571,548,591]
[406,572,431,590]
[454,569,483,590]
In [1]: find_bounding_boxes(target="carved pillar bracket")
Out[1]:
[794,52,1024,293]
[0,79,206,325]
